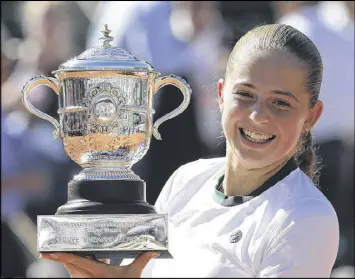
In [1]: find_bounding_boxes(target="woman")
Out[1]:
[40,24,339,278]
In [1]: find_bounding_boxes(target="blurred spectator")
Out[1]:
[276,1,354,143]
[1,21,36,278]
[1,1,87,217]
[1,1,91,277]
[1,19,67,279]
[275,0,354,268]
[3,1,90,114]
[219,1,275,42]
[272,1,318,19]
[1,1,24,39]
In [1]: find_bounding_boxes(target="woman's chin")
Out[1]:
[228,143,276,169]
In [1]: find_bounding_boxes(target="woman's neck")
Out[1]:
[222,147,290,196]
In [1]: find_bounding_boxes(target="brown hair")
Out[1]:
[225,24,323,185]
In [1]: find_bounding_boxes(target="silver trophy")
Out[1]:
[21,25,191,263]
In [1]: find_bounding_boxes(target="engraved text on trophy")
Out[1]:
[38,215,168,251]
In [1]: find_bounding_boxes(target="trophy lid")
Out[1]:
[53,24,154,74]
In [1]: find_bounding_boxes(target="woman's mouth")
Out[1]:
[239,128,276,144]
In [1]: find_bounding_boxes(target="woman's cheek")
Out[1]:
[221,106,240,140]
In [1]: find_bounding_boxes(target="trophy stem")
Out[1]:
[56,179,157,215]
[74,166,142,181]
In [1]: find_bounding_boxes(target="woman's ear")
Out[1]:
[305,100,323,131]
[218,79,224,112]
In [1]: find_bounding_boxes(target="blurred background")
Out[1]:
[1,1,354,277]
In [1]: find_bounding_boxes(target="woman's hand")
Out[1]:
[40,252,159,278]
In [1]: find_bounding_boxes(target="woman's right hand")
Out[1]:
[40,251,159,278]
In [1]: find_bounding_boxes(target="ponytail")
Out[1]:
[294,131,321,187]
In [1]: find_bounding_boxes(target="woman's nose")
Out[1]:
[249,103,270,124]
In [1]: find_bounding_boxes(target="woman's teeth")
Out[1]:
[241,128,275,143]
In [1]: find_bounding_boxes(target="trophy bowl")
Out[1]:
[21,25,191,263]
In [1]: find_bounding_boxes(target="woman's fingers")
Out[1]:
[40,253,106,272]
[64,262,93,278]
[130,252,159,271]
[40,251,160,278]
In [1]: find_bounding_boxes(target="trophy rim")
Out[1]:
[51,24,155,74]
[52,58,155,74]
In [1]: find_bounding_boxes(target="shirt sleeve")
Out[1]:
[258,198,339,278]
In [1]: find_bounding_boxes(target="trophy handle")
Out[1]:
[21,75,61,139]
[152,74,191,140]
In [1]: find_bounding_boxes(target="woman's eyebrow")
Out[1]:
[234,82,299,103]
[271,90,299,103]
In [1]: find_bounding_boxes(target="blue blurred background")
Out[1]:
[1,1,354,277]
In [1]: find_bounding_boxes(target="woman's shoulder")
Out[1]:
[259,171,339,277]
[154,157,226,212]
[270,168,339,232]
[280,168,336,212]
[169,157,226,191]
[260,168,338,237]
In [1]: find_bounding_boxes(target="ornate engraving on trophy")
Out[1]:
[62,133,147,164]
[77,47,136,61]
[84,81,126,132]
[79,80,149,136]
[133,82,144,106]
[133,113,142,125]
[94,97,117,125]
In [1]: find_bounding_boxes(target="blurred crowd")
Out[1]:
[1,1,354,278]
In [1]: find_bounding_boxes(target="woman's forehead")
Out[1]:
[229,50,307,91]
[233,49,304,73]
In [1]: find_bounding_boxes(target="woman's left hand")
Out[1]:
[40,251,158,278]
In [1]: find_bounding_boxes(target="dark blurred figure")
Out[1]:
[272,1,319,19]
[1,20,30,279]
[219,1,275,43]
[7,0,93,219]
[275,0,354,269]
[1,1,24,39]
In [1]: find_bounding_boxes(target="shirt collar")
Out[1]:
[213,159,298,207]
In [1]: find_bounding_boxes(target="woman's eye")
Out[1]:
[273,100,291,107]
[234,91,254,98]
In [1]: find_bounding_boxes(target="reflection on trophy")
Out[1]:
[21,24,191,263]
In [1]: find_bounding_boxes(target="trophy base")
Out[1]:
[38,179,171,261]
[37,214,171,261]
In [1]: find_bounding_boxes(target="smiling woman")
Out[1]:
[220,24,324,191]
[41,24,339,278]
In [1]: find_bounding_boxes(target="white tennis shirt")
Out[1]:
[139,158,339,277]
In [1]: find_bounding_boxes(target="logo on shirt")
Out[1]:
[230,230,242,243]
